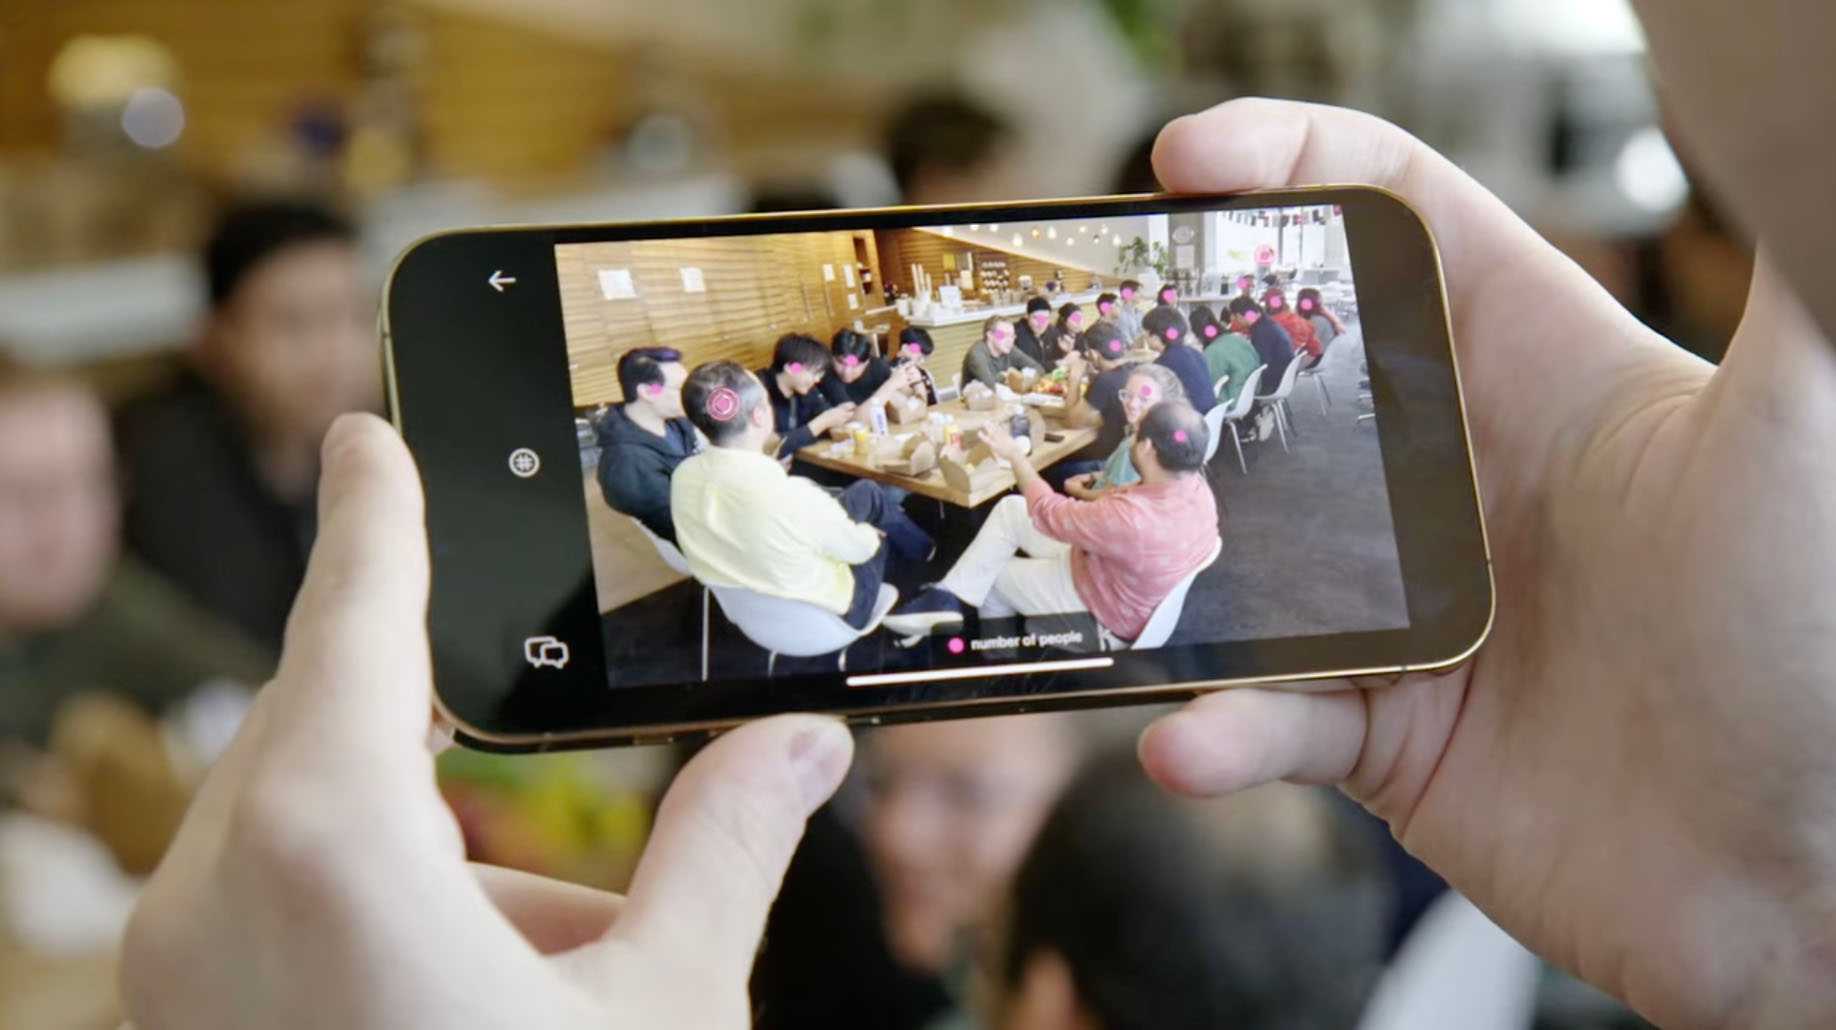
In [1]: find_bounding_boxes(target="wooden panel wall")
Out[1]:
[0,2,886,186]
[878,229,1104,298]
[558,230,870,408]
[0,0,367,164]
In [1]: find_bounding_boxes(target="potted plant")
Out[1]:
[1115,236,1171,281]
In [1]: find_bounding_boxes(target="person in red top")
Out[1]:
[1263,287,1322,366]
[884,402,1220,643]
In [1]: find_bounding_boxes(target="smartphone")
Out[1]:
[383,189,1491,751]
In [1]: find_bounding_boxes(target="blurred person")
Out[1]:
[962,315,1044,390]
[1155,283,1179,308]
[1296,287,1345,347]
[986,750,1382,1030]
[1194,305,1262,409]
[0,358,269,750]
[1014,298,1054,368]
[757,333,855,459]
[1110,129,1164,196]
[1093,291,1120,325]
[116,199,379,649]
[1144,306,1216,415]
[1114,279,1146,345]
[671,362,931,631]
[1264,286,1323,365]
[595,347,699,545]
[1037,302,1085,372]
[1062,364,1185,500]
[859,717,1082,988]
[885,403,1216,643]
[1234,273,1258,301]
[821,328,920,409]
[885,93,1010,205]
[895,326,942,405]
[108,7,1836,1026]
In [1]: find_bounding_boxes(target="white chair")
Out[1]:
[1201,405,1227,464]
[1298,346,1332,415]
[709,583,898,675]
[632,520,710,681]
[1254,353,1307,452]
[1215,364,1267,475]
[1201,374,1231,463]
[1098,537,1223,650]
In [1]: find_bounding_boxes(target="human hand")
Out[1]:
[1060,353,1086,383]
[812,403,857,435]
[1062,473,1100,501]
[1136,100,1836,1027]
[977,422,1023,463]
[120,415,854,1029]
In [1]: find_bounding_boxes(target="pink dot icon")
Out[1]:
[947,637,966,655]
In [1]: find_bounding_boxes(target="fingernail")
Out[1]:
[788,719,853,812]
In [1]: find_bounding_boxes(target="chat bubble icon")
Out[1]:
[523,635,571,670]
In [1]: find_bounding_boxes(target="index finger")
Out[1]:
[1151,99,1527,276]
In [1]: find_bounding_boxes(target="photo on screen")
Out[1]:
[557,207,1407,689]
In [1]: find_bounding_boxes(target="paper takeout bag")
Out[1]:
[939,442,1003,494]
[886,394,927,425]
[962,383,999,411]
[877,435,937,476]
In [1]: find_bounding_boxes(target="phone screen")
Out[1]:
[564,204,1402,688]
[386,190,1489,747]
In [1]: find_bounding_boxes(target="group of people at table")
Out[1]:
[593,272,1345,654]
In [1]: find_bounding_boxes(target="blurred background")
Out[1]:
[1,0,1744,1026]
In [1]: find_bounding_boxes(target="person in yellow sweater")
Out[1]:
[670,361,932,629]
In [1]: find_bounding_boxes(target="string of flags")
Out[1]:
[1223,205,1341,227]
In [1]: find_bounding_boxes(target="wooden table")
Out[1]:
[796,398,1098,508]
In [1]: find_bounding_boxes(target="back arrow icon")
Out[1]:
[488,270,517,292]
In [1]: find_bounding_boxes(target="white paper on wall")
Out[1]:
[843,265,856,287]
[846,293,860,310]
[597,268,637,299]
[679,267,706,293]
[822,264,836,281]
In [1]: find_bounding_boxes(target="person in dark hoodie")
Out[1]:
[758,333,857,460]
[1144,306,1216,416]
[1229,295,1294,394]
[596,347,700,544]
[1014,297,1054,367]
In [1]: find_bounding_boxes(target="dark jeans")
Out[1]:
[1044,459,1103,492]
[836,480,930,628]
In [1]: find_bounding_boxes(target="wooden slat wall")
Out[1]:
[0,2,888,186]
[878,229,1104,298]
[0,0,367,164]
[558,230,868,408]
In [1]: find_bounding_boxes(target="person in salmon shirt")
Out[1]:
[1263,287,1322,366]
[884,401,1218,643]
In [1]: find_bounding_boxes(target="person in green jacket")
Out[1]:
[1192,305,1261,406]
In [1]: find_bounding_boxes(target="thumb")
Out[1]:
[266,413,432,763]
[607,715,852,980]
